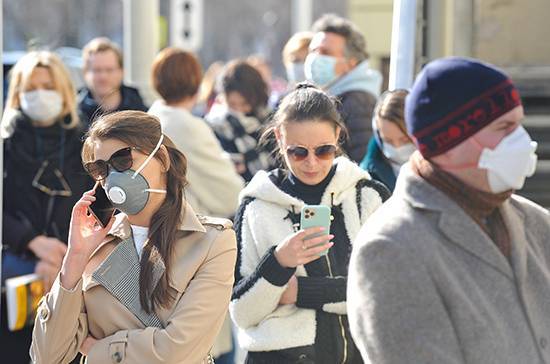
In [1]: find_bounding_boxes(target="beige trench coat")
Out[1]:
[30,204,237,364]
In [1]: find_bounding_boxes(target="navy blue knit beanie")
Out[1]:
[405,57,521,158]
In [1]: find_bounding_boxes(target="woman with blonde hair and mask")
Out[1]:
[31,110,237,364]
[0,51,92,363]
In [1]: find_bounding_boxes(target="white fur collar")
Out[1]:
[239,157,372,208]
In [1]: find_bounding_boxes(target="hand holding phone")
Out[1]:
[88,183,115,228]
[63,187,116,290]
[300,205,332,256]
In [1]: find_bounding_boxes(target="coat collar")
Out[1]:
[86,203,206,326]
[396,164,515,279]
[239,157,372,208]
[106,203,206,242]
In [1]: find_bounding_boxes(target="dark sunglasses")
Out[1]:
[285,144,338,162]
[84,146,136,181]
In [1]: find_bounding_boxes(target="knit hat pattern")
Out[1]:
[405,57,521,158]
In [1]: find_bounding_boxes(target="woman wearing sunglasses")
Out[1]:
[1,51,92,363]
[230,84,390,363]
[31,111,237,363]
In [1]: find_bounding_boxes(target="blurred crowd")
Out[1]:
[2,12,549,364]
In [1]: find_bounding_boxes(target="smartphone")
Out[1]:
[88,183,115,228]
[300,205,331,256]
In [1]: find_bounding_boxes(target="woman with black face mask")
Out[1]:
[0,51,92,364]
[30,110,237,364]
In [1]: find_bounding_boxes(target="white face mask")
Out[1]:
[478,126,538,193]
[20,89,63,123]
[383,142,416,165]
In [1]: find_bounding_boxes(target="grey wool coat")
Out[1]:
[347,164,550,364]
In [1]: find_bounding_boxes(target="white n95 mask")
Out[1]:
[478,126,538,193]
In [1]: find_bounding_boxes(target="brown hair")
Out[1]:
[82,37,123,71]
[282,31,313,65]
[151,47,203,104]
[260,83,347,161]
[220,60,269,114]
[2,51,80,130]
[82,110,188,313]
[375,89,409,136]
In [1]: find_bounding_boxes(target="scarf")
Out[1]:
[410,152,512,258]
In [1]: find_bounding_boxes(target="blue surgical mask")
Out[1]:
[304,53,337,87]
[104,135,167,215]
[383,142,416,165]
[286,62,306,83]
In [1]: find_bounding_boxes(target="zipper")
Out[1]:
[324,254,349,364]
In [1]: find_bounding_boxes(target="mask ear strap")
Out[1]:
[144,188,167,194]
[132,134,164,178]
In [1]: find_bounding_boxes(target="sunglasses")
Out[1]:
[285,144,338,162]
[84,146,136,181]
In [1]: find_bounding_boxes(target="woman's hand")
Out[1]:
[28,235,67,268]
[274,227,334,268]
[60,189,115,290]
[80,335,98,356]
[279,275,298,305]
[67,188,114,257]
[35,260,62,293]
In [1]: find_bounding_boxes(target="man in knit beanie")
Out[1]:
[347,57,550,364]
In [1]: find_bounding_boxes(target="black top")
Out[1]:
[2,111,94,255]
[78,84,148,127]
[278,165,337,205]
[337,90,377,163]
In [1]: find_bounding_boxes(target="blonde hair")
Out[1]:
[82,37,123,71]
[3,51,80,131]
[282,31,313,65]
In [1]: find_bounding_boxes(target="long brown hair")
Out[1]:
[82,110,188,313]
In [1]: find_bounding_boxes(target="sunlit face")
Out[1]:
[276,120,340,185]
[309,32,356,77]
[225,91,252,114]
[21,66,56,93]
[84,50,123,99]
[19,67,60,127]
[92,137,167,205]
[377,118,411,147]
[432,105,524,192]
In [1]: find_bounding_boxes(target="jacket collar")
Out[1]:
[87,203,206,326]
[239,157,372,208]
[327,60,382,97]
[106,202,206,242]
[396,164,515,279]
